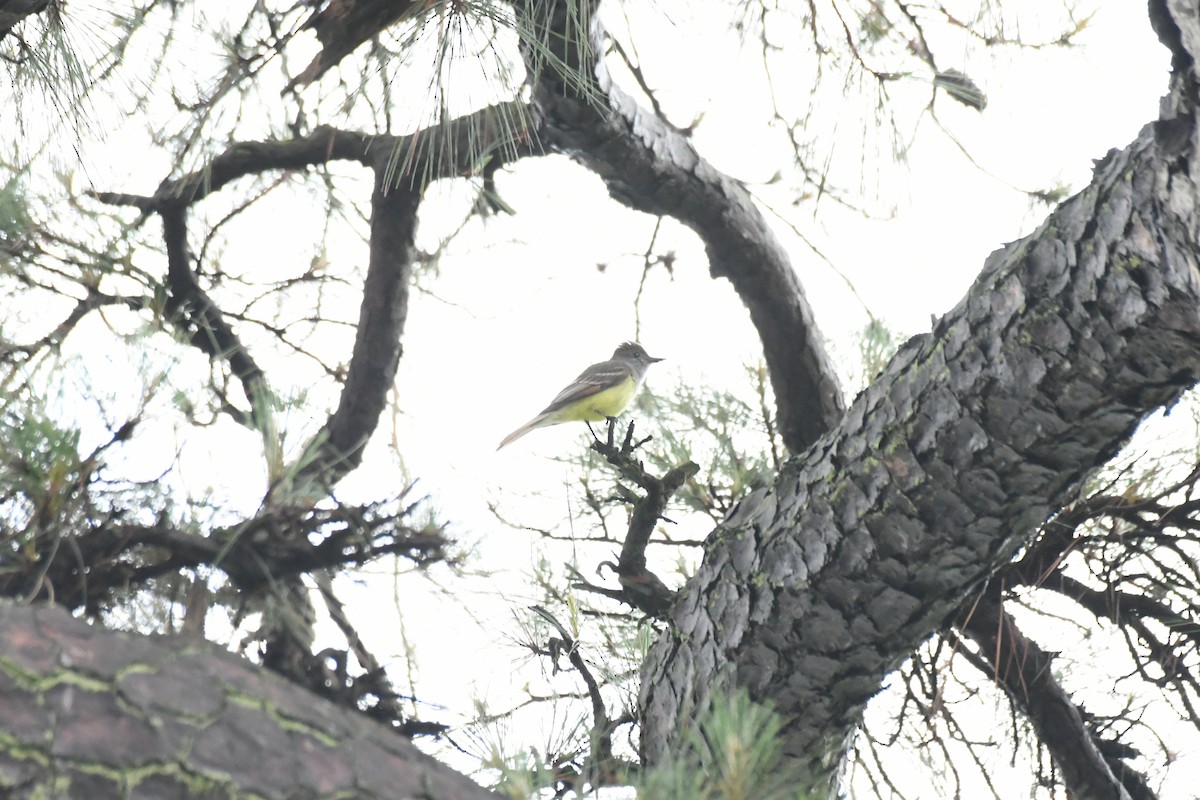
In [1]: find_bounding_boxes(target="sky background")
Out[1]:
[335,2,1181,791]
[9,0,1189,794]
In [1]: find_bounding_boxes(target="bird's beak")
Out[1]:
[649,354,664,363]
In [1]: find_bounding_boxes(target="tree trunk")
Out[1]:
[4,3,1197,799]
[0,602,498,800]
[638,5,1200,791]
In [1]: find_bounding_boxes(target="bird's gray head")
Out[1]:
[613,342,663,370]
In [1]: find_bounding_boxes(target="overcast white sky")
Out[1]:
[304,2,1183,793]
[9,0,1188,795]
[367,2,1184,792]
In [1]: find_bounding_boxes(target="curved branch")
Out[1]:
[540,83,845,453]
[167,127,374,205]
[640,27,1200,787]
[294,165,419,489]
[90,127,376,214]
[520,1,845,454]
[87,127,381,433]
[90,110,536,487]
[959,594,1148,800]
[159,203,270,428]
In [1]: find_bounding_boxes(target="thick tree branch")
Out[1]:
[959,594,1147,800]
[64,104,538,729]
[639,17,1200,789]
[519,2,844,454]
[288,0,426,91]
[86,127,381,433]
[0,602,497,799]
[263,6,873,474]
[293,166,418,490]
[94,126,378,209]
[89,110,534,489]
[539,89,845,452]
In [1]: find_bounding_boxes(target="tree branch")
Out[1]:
[292,165,419,491]
[639,20,1200,787]
[86,128,382,433]
[586,420,698,618]
[159,203,271,429]
[94,126,377,209]
[288,0,426,91]
[2,502,447,612]
[519,1,845,454]
[959,593,1148,800]
[529,605,632,792]
[0,601,497,800]
[89,110,536,489]
[995,481,1200,732]
[0,0,49,40]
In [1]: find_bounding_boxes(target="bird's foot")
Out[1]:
[605,416,621,447]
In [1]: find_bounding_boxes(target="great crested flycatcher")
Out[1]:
[498,342,662,449]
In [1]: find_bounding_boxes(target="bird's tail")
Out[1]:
[497,413,551,450]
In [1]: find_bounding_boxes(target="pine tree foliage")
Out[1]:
[1,2,1198,799]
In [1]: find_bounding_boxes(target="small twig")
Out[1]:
[585,420,699,618]
[529,606,628,788]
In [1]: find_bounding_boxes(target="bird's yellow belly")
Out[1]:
[558,377,637,422]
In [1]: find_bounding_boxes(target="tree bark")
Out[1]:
[9,3,1199,798]
[639,15,1200,792]
[520,1,846,454]
[0,602,497,799]
[296,168,420,489]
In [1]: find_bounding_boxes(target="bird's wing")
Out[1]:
[540,359,634,414]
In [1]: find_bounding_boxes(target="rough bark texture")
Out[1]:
[9,3,1199,798]
[0,602,497,799]
[639,20,1200,791]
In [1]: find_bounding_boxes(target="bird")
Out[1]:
[497,342,663,449]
